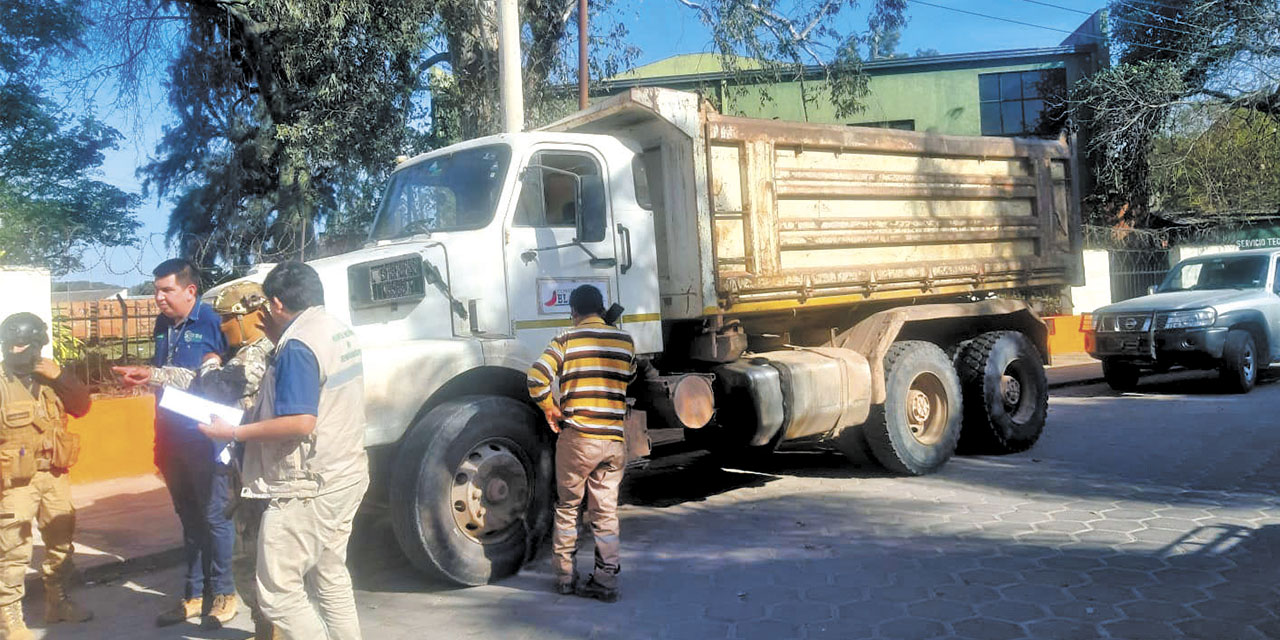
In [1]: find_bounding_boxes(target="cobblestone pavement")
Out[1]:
[38,369,1280,639]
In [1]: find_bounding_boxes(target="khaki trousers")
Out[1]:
[553,429,625,588]
[257,478,368,640]
[0,470,75,607]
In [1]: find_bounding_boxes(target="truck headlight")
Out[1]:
[1157,308,1216,330]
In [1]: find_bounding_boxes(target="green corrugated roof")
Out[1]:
[609,53,763,81]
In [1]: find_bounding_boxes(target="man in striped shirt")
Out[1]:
[527,285,636,603]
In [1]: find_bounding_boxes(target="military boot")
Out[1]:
[45,583,93,624]
[0,601,33,640]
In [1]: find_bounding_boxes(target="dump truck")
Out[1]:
[207,87,1082,586]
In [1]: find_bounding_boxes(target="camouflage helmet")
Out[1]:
[212,281,267,316]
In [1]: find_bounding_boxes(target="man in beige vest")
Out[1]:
[199,262,367,640]
[115,281,278,638]
[0,313,93,640]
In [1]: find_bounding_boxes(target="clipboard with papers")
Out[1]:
[158,386,243,464]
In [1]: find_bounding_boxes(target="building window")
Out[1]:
[979,68,1066,136]
[849,119,916,131]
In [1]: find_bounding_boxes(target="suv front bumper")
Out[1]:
[1088,327,1229,366]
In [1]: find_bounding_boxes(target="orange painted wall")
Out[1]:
[1044,315,1087,356]
[68,394,158,485]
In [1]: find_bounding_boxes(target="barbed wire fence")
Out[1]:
[12,219,358,394]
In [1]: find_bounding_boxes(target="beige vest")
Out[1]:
[0,374,65,479]
[241,307,368,499]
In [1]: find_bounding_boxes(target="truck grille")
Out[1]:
[1095,313,1153,333]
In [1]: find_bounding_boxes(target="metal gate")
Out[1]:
[1107,248,1171,303]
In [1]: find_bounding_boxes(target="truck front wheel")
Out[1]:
[863,341,962,475]
[956,331,1048,455]
[389,396,553,586]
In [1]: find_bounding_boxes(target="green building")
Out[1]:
[598,12,1107,139]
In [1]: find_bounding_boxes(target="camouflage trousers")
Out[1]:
[0,469,76,606]
[553,429,625,589]
[232,494,268,625]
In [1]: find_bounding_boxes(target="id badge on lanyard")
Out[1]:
[165,301,200,366]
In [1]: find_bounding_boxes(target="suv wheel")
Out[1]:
[1102,359,1141,392]
[1220,329,1258,394]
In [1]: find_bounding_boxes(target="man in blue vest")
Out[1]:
[120,259,238,627]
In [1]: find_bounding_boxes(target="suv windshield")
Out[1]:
[369,145,511,240]
[1160,255,1270,292]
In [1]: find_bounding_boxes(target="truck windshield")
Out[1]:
[369,145,511,240]
[1160,255,1269,292]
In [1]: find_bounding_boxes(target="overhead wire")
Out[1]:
[904,0,1213,60]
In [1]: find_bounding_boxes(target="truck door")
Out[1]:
[505,148,620,355]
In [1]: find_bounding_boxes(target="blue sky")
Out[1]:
[75,0,1107,286]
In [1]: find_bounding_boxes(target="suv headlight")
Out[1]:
[1157,308,1216,330]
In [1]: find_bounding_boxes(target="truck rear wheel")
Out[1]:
[389,396,553,586]
[862,341,962,475]
[956,331,1047,454]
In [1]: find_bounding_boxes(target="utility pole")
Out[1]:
[578,0,588,110]
[498,0,524,133]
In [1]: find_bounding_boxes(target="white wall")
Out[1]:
[1069,249,1112,314]
[0,267,53,357]
[1173,244,1238,263]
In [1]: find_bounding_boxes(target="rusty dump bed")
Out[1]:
[546,88,1082,321]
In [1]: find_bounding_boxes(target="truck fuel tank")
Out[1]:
[760,348,871,442]
[712,348,872,448]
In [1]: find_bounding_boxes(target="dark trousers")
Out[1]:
[158,443,235,600]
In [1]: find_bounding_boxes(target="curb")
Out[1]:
[1047,375,1105,390]
[28,547,185,591]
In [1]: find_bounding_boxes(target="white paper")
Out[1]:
[159,386,245,427]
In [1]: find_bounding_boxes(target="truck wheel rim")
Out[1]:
[906,372,948,445]
[1001,359,1037,423]
[450,438,531,544]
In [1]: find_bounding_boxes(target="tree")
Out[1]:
[1070,0,1280,228]
[0,0,140,275]
[674,0,907,119]
[1151,109,1280,215]
[98,0,438,272]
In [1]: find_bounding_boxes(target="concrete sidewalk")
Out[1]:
[29,474,181,587]
[1045,351,1104,388]
[45,353,1103,588]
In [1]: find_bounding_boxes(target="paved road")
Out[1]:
[32,369,1280,639]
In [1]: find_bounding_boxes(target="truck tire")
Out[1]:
[1102,359,1140,392]
[955,331,1048,455]
[389,395,554,586]
[862,341,962,475]
[1220,329,1258,393]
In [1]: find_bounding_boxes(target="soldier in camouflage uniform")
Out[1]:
[116,281,276,638]
[0,313,93,640]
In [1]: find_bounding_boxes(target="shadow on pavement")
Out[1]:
[1091,366,1280,396]
[347,497,1280,640]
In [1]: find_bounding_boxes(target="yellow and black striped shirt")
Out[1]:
[527,316,637,441]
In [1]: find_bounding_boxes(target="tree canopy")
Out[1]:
[1071,0,1280,229]
[0,0,139,275]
